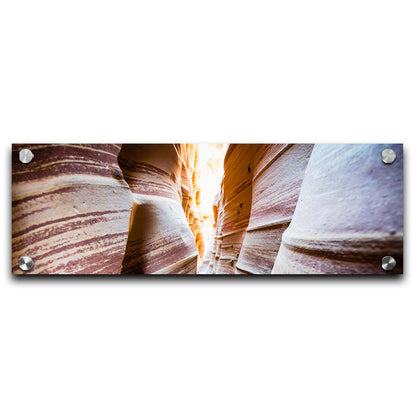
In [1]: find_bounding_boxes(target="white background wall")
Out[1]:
[1,1,415,415]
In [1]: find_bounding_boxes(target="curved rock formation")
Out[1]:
[272,144,403,274]
[200,144,313,274]
[203,143,402,275]
[180,144,205,259]
[118,144,200,274]
[12,144,133,274]
[236,144,313,274]
[213,144,256,274]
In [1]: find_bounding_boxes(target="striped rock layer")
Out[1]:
[200,144,313,274]
[216,144,255,274]
[118,144,200,274]
[180,144,205,259]
[201,143,403,275]
[12,144,134,274]
[12,143,203,275]
[272,144,404,274]
[236,144,314,274]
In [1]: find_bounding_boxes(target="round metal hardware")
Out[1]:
[19,256,35,272]
[381,149,396,164]
[381,256,396,271]
[19,148,34,164]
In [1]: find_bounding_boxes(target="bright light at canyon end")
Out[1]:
[198,143,226,249]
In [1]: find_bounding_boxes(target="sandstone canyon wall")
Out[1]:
[118,144,202,274]
[12,144,203,274]
[272,144,403,274]
[200,144,314,274]
[201,143,403,274]
[12,144,134,274]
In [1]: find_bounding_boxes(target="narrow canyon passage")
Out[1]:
[117,143,403,275]
[11,143,403,274]
[114,143,314,274]
[118,143,225,274]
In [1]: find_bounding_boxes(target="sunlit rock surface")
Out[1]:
[118,144,200,274]
[272,144,403,274]
[12,144,133,274]
[199,191,220,274]
[198,144,226,268]
[180,144,205,259]
[200,144,313,274]
[206,144,256,274]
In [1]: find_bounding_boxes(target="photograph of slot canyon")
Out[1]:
[11,143,403,275]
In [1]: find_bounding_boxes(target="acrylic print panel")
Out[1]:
[11,143,403,275]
